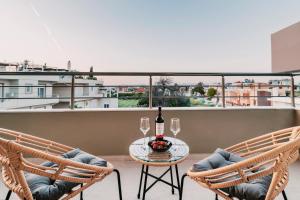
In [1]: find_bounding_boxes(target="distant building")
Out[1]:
[118,86,145,94]
[0,72,59,109]
[225,80,271,106]
[269,79,291,97]
[0,61,118,110]
[52,76,118,109]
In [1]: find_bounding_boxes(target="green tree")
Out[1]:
[192,82,205,96]
[137,96,149,107]
[157,76,173,87]
[207,87,217,100]
[137,77,190,107]
[154,77,172,106]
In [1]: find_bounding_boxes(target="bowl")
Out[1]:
[148,139,172,152]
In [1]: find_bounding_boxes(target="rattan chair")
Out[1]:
[0,128,122,200]
[180,126,300,200]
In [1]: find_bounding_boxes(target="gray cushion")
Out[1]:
[222,175,272,200]
[26,149,107,200]
[192,148,272,200]
[192,148,244,172]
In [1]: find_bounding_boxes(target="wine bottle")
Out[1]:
[155,106,164,141]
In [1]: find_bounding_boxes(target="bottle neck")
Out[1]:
[158,107,162,117]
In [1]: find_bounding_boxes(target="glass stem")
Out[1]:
[144,134,146,149]
[174,134,177,151]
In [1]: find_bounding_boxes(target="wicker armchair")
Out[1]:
[0,128,122,200]
[180,126,300,200]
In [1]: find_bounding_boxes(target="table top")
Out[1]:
[129,137,189,166]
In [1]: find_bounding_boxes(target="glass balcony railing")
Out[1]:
[0,71,299,110]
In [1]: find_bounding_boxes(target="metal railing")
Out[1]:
[0,71,299,109]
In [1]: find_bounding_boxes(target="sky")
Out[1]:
[1,0,300,73]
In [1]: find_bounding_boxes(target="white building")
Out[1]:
[52,76,118,109]
[0,61,118,110]
[0,74,59,110]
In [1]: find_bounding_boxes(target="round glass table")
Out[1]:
[129,137,189,200]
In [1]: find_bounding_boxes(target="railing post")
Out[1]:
[221,75,226,108]
[291,75,295,107]
[149,75,153,109]
[70,75,75,109]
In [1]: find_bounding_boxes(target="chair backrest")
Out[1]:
[188,126,300,200]
[226,126,300,158]
[265,127,300,199]
[0,128,113,200]
[0,128,73,200]
[225,126,300,199]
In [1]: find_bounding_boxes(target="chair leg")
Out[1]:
[179,173,187,200]
[5,190,12,200]
[215,194,218,200]
[80,183,83,200]
[113,169,123,200]
[282,190,288,200]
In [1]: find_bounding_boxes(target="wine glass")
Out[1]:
[140,117,150,149]
[170,118,181,150]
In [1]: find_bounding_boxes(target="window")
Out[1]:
[0,83,4,102]
[104,104,109,108]
[25,84,33,94]
[38,87,45,98]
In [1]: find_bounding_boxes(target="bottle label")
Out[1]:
[156,123,164,137]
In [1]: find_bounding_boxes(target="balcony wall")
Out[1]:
[0,108,296,155]
[294,108,300,126]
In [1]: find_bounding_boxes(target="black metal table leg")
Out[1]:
[170,166,175,194]
[215,194,219,200]
[5,190,12,200]
[145,168,172,192]
[175,164,181,193]
[137,165,145,199]
[138,164,182,199]
[142,165,149,200]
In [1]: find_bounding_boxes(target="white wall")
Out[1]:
[99,98,118,108]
